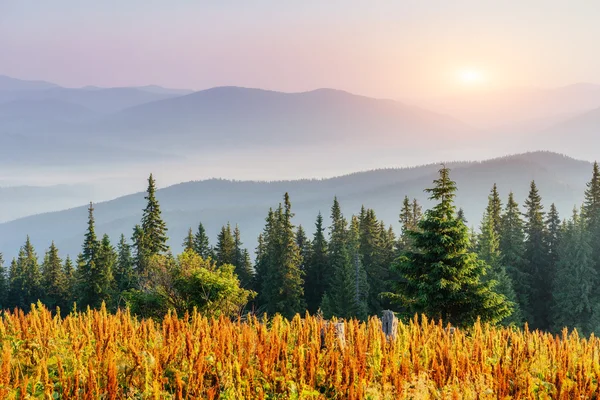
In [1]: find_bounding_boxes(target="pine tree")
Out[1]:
[215,223,236,266]
[41,242,67,311]
[523,181,551,330]
[304,212,329,314]
[398,197,422,252]
[498,192,530,321]
[8,258,24,309]
[296,225,312,273]
[477,210,522,326]
[0,254,7,309]
[260,193,305,318]
[134,174,169,276]
[389,166,512,327]
[76,205,113,309]
[487,184,503,235]
[63,256,76,309]
[583,162,600,299]
[546,203,562,284]
[114,234,135,295]
[321,198,368,319]
[552,209,596,334]
[193,222,212,259]
[18,237,42,308]
[182,228,195,253]
[232,225,253,287]
[359,208,386,314]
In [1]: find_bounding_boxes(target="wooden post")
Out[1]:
[381,310,398,340]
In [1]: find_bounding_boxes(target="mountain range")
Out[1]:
[0,151,592,261]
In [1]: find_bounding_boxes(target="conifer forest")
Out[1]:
[2,163,600,398]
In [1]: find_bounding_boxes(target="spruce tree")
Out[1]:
[487,184,503,235]
[114,234,135,295]
[41,242,67,311]
[17,237,42,308]
[0,254,6,309]
[76,205,113,309]
[193,222,212,259]
[359,208,386,314]
[260,193,305,318]
[477,210,522,325]
[389,166,512,327]
[499,192,530,321]
[321,198,368,319]
[457,208,468,224]
[304,212,329,314]
[215,223,236,266]
[182,228,195,253]
[134,174,169,276]
[8,257,24,309]
[296,225,312,274]
[63,256,76,309]
[583,162,600,300]
[546,203,562,286]
[232,225,253,287]
[551,209,596,334]
[523,181,551,330]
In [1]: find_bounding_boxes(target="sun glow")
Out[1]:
[457,68,487,86]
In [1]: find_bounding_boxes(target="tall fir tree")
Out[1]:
[358,208,386,315]
[457,208,468,224]
[232,224,254,287]
[193,222,212,259]
[96,234,117,305]
[546,203,562,282]
[389,166,512,327]
[304,212,329,314]
[0,253,6,309]
[114,234,135,295]
[41,242,67,311]
[321,198,368,319]
[398,196,422,252]
[182,228,195,253]
[63,255,76,309]
[523,181,551,330]
[134,174,169,276]
[551,209,596,334]
[76,204,113,309]
[499,192,530,322]
[260,193,305,318]
[8,257,24,309]
[477,210,522,326]
[486,184,503,235]
[19,237,42,308]
[215,223,236,266]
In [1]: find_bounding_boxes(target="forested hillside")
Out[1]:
[0,151,590,261]
[1,157,599,334]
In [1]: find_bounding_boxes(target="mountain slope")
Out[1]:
[0,75,59,91]
[0,151,591,260]
[95,87,472,150]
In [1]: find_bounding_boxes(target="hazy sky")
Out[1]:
[1,1,600,98]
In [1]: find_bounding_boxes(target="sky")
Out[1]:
[1,1,600,99]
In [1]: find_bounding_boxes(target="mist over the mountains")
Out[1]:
[0,74,599,230]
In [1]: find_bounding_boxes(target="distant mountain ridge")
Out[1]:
[0,151,592,261]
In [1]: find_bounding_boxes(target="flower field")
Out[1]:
[0,303,599,399]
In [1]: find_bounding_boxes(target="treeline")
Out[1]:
[0,163,599,333]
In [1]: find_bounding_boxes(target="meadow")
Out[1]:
[0,304,598,399]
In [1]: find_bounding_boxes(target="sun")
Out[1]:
[457,68,486,86]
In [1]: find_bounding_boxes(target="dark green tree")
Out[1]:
[0,254,6,309]
[215,223,236,266]
[232,224,253,287]
[14,237,42,309]
[304,212,329,314]
[388,166,512,327]
[486,183,503,235]
[114,234,136,295]
[63,255,76,309]
[193,222,212,259]
[259,193,305,318]
[41,242,67,311]
[551,209,596,334]
[182,228,195,253]
[523,181,551,330]
[359,208,386,314]
[477,210,522,326]
[499,192,530,322]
